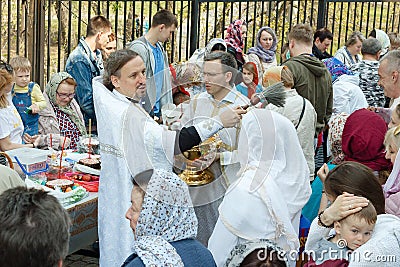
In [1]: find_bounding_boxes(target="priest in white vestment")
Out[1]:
[93,49,245,266]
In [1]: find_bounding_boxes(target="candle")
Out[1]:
[88,119,92,159]
[58,136,67,179]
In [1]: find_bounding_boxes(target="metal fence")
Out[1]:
[0,0,399,86]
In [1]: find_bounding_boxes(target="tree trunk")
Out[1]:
[54,1,69,65]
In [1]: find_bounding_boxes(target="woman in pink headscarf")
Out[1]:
[224,19,247,70]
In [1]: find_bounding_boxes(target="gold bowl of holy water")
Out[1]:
[177,136,219,186]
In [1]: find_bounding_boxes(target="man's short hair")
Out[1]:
[314,27,333,42]
[362,38,382,55]
[288,23,313,46]
[381,50,400,73]
[103,49,140,91]
[9,56,31,72]
[0,187,70,267]
[87,15,112,37]
[151,9,178,28]
[204,51,238,85]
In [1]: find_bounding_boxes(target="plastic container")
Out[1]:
[6,147,50,175]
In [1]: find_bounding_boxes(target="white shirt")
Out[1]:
[0,103,24,144]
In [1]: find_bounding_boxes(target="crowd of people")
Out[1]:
[1,7,400,267]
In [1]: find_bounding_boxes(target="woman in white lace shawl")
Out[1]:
[208,109,311,266]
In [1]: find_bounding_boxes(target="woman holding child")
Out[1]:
[306,162,400,267]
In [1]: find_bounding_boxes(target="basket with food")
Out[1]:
[64,172,99,192]
[25,178,88,206]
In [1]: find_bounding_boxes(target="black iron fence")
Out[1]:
[0,0,399,86]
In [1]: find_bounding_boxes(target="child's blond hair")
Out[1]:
[9,56,31,73]
[384,126,400,152]
[347,202,377,225]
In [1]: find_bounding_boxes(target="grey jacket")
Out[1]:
[127,36,173,114]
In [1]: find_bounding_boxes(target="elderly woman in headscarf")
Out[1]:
[323,57,368,115]
[122,169,216,267]
[38,72,86,149]
[247,26,278,81]
[208,109,311,267]
[224,19,247,70]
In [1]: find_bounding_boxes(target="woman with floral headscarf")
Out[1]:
[247,26,278,81]
[39,72,86,149]
[224,19,247,70]
[122,169,216,267]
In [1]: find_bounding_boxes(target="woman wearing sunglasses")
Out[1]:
[38,72,86,149]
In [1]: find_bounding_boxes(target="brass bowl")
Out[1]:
[176,135,219,186]
[183,147,202,161]
[178,168,214,186]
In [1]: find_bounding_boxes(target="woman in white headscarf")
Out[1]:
[369,29,390,57]
[208,109,311,266]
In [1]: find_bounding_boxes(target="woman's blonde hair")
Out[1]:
[384,126,400,152]
[0,69,13,108]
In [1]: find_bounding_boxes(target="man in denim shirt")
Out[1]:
[66,15,112,131]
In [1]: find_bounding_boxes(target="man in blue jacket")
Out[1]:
[66,15,112,132]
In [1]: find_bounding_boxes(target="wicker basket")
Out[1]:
[0,152,14,169]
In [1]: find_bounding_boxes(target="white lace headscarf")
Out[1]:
[219,109,311,252]
[134,169,198,266]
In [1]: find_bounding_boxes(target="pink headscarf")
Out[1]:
[224,19,246,55]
